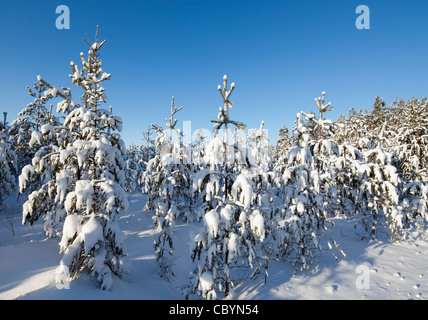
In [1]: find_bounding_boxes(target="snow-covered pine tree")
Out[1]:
[300,92,343,218]
[123,144,146,192]
[355,125,403,240]
[247,121,272,171]
[274,112,325,269]
[331,120,365,219]
[273,93,346,270]
[389,97,428,239]
[305,93,370,221]
[19,76,74,238]
[143,97,192,280]
[364,96,399,153]
[55,27,130,290]
[141,124,156,152]
[333,108,369,150]
[366,96,387,137]
[191,128,208,168]
[332,107,387,222]
[245,120,277,256]
[10,77,63,171]
[186,75,269,300]
[401,169,428,239]
[142,97,191,216]
[274,125,291,173]
[141,125,165,211]
[0,128,17,210]
[332,98,426,240]
[394,97,428,176]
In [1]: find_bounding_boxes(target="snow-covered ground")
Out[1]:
[1,192,427,300]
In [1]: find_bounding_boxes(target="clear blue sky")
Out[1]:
[1,0,428,147]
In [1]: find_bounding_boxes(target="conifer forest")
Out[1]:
[1,3,428,301]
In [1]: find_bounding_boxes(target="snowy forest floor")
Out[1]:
[1,192,427,300]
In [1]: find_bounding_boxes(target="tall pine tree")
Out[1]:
[55,27,129,290]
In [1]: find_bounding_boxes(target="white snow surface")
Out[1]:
[1,191,428,300]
